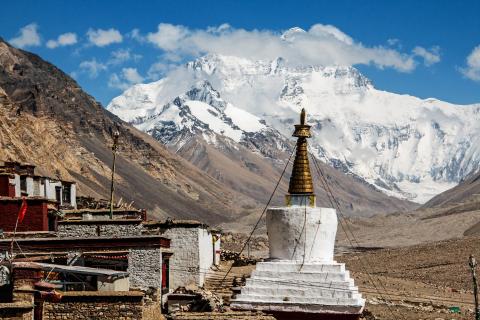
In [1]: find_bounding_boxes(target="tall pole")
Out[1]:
[470,255,480,320]
[109,127,120,220]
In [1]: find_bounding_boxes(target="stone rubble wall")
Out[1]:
[0,306,34,320]
[43,298,144,320]
[57,222,143,238]
[128,248,162,291]
[162,227,201,289]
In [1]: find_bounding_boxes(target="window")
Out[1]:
[55,186,61,203]
[20,176,26,192]
[62,184,71,204]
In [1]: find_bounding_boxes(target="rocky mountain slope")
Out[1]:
[0,37,257,225]
[0,37,414,226]
[109,43,480,204]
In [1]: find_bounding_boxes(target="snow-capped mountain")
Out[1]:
[108,50,480,204]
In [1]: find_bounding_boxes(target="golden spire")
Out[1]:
[288,108,314,195]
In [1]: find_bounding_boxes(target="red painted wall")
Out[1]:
[0,176,15,197]
[0,200,50,232]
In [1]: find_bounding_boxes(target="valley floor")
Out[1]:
[216,234,480,319]
[337,235,480,319]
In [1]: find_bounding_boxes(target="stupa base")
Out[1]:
[232,303,362,320]
[231,260,364,319]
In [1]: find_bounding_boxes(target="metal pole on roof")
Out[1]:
[470,255,480,320]
[109,126,120,220]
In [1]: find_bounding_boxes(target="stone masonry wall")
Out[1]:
[128,248,162,290]
[43,295,144,320]
[161,228,200,289]
[0,306,34,320]
[57,222,143,237]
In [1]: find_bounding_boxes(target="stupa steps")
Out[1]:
[255,262,346,273]
[251,271,351,282]
[245,279,357,290]
[233,294,364,306]
[239,287,362,299]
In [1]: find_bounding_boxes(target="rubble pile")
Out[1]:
[220,250,258,266]
[172,287,224,312]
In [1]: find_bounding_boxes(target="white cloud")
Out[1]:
[123,67,144,83]
[147,23,189,51]
[412,46,441,66]
[145,23,424,72]
[128,28,145,42]
[108,48,142,65]
[46,32,78,49]
[460,45,480,81]
[9,23,41,48]
[108,67,144,90]
[79,59,107,78]
[87,28,123,47]
[147,61,178,80]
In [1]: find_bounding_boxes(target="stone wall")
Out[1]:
[128,248,162,290]
[42,292,146,320]
[57,220,143,237]
[161,227,200,289]
[0,304,34,320]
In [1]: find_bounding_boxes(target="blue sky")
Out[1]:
[1,0,480,106]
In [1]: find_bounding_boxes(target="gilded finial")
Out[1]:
[287,108,315,200]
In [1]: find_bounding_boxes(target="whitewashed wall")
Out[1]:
[198,228,214,285]
[70,184,77,208]
[213,233,221,266]
[14,174,20,197]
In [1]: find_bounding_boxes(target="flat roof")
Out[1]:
[58,219,143,225]
[0,196,57,203]
[62,208,141,214]
[0,235,170,252]
[144,219,209,229]
[27,262,129,278]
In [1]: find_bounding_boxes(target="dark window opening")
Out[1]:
[162,258,170,293]
[20,176,26,192]
[62,184,71,204]
[55,186,61,203]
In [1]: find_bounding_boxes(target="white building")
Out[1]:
[143,220,221,290]
[0,161,76,208]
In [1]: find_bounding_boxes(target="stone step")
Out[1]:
[240,286,362,299]
[251,270,351,282]
[170,311,275,320]
[245,278,356,290]
[255,261,346,273]
[233,294,364,306]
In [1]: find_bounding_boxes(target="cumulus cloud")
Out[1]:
[9,23,41,48]
[79,59,107,78]
[460,45,480,81]
[108,67,144,90]
[412,46,441,66]
[145,23,425,72]
[108,48,142,65]
[46,32,78,49]
[87,28,123,47]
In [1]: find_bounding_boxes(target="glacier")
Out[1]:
[107,53,480,204]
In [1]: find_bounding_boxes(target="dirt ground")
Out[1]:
[336,236,480,319]
[219,234,480,320]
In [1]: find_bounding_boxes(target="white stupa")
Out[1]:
[231,109,365,320]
